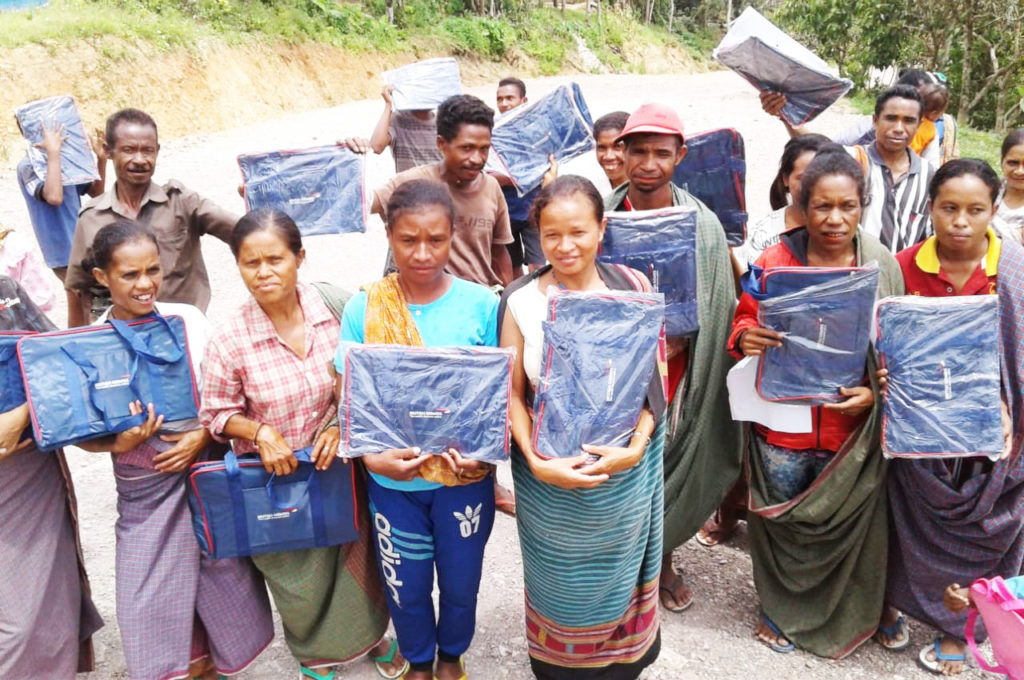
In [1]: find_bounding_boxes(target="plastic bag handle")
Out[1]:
[965,608,1007,673]
[264,447,314,510]
[60,341,145,431]
[109,315,184,365]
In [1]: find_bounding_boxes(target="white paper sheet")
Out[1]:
[727,355,813,433]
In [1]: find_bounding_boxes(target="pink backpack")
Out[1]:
[966,576,1024,679]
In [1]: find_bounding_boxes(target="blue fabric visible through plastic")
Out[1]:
[876,295,1003,459]
[671,128,748,247]
[532,289,664,459]
[599,207,699,336]
[0,333,29,413]
[239,145,366,236]
[756,267,879,403]
[14,95,99,186]
[17,314,199,450]
[187,447,360,558]
[339,344,514,462]
[382,57,462,111]
[489,83,595,195]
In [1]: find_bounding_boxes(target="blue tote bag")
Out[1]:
[0,332,31,414]
[532,289,664,459]
[752,266,879,403]
[188,447,360,559]
[600,207,699,336]
[239,145,367,236]
[338,344,515,463]
[17,314,199,450]
[15,95,99,186]
[671,128,748,247]
[489,83,595,195]
[875,295,1003,459]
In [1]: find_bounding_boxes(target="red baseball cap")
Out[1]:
[615,103,685,143]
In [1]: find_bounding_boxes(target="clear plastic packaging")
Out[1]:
[532,288,665,459]
[382,57,462,111]
[599,207,699,336]
[238,145,367,236]
[875,295,1003,459]
[713,7,854,126]
[14,95,99,186]
[671,128,748,247]
[755,266,879,403]
[488,83,595,196]
[338,343,514,462]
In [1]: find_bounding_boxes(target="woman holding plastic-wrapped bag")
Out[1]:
[728,148,904,658]
[332,179,498,680]
[498,175,665,680]
[881,159,1024,675]
[0,275,104,679]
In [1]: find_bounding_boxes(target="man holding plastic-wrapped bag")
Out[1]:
[604,103,743,614]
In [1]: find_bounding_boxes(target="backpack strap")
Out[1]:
[965,608,1008,674]
[852,145,870,177]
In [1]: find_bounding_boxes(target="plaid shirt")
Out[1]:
[200,283,339,453]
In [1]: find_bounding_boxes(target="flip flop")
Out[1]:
[695,511,738,547]
[372,638,409,679]
[299,666,336,680]
[873,613,910,650]
[433,656,467,680]
[918,637,967,674]
[658,572,694,612]
[757,614,795,653]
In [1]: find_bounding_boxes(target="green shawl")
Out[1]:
[605,183,743,554]
[745,231,904,659]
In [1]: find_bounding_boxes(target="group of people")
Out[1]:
[1,64,1024,680]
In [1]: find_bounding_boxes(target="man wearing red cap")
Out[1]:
[605,103,743,615]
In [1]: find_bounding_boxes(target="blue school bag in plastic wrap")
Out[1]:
[671,128,748,247]
[875,295,1003,459]
[0,277,56,440]
[749,265,879,404]
[532,288,664,459]
[188,447,360,558]
[239,145,366,236]
[338,344,514,462]
[488,83,595,195]
[17,314,200,450]
[713,7,853,126]
[599,207,699,336]
[15,95,99,186]
[383,57,462,111]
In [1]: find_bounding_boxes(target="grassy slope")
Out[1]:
[0,0,698,75]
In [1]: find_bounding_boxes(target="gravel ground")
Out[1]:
[0,71,995,679]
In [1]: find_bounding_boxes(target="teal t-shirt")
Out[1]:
[335,276,500,491]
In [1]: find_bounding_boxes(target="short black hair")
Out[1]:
[593,111,629,139]
[105,109,158,150]
[529,174,604,229]
[497,77,526,98]
[896,68,934,88]
[796,145,868,212]
[231,208,302,259]
[769,134,831,210]
[874,85,923,119]
[386,179,455,232]
[928,158,1001,205]
[436,95,494,142]
[87,220,159,272]
[1002,129,1024,160]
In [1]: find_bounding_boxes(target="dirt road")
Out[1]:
[0,71,992,679]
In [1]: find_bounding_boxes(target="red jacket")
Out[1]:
[728,236,866,452]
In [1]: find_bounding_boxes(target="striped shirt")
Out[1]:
[851,143,934,254]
